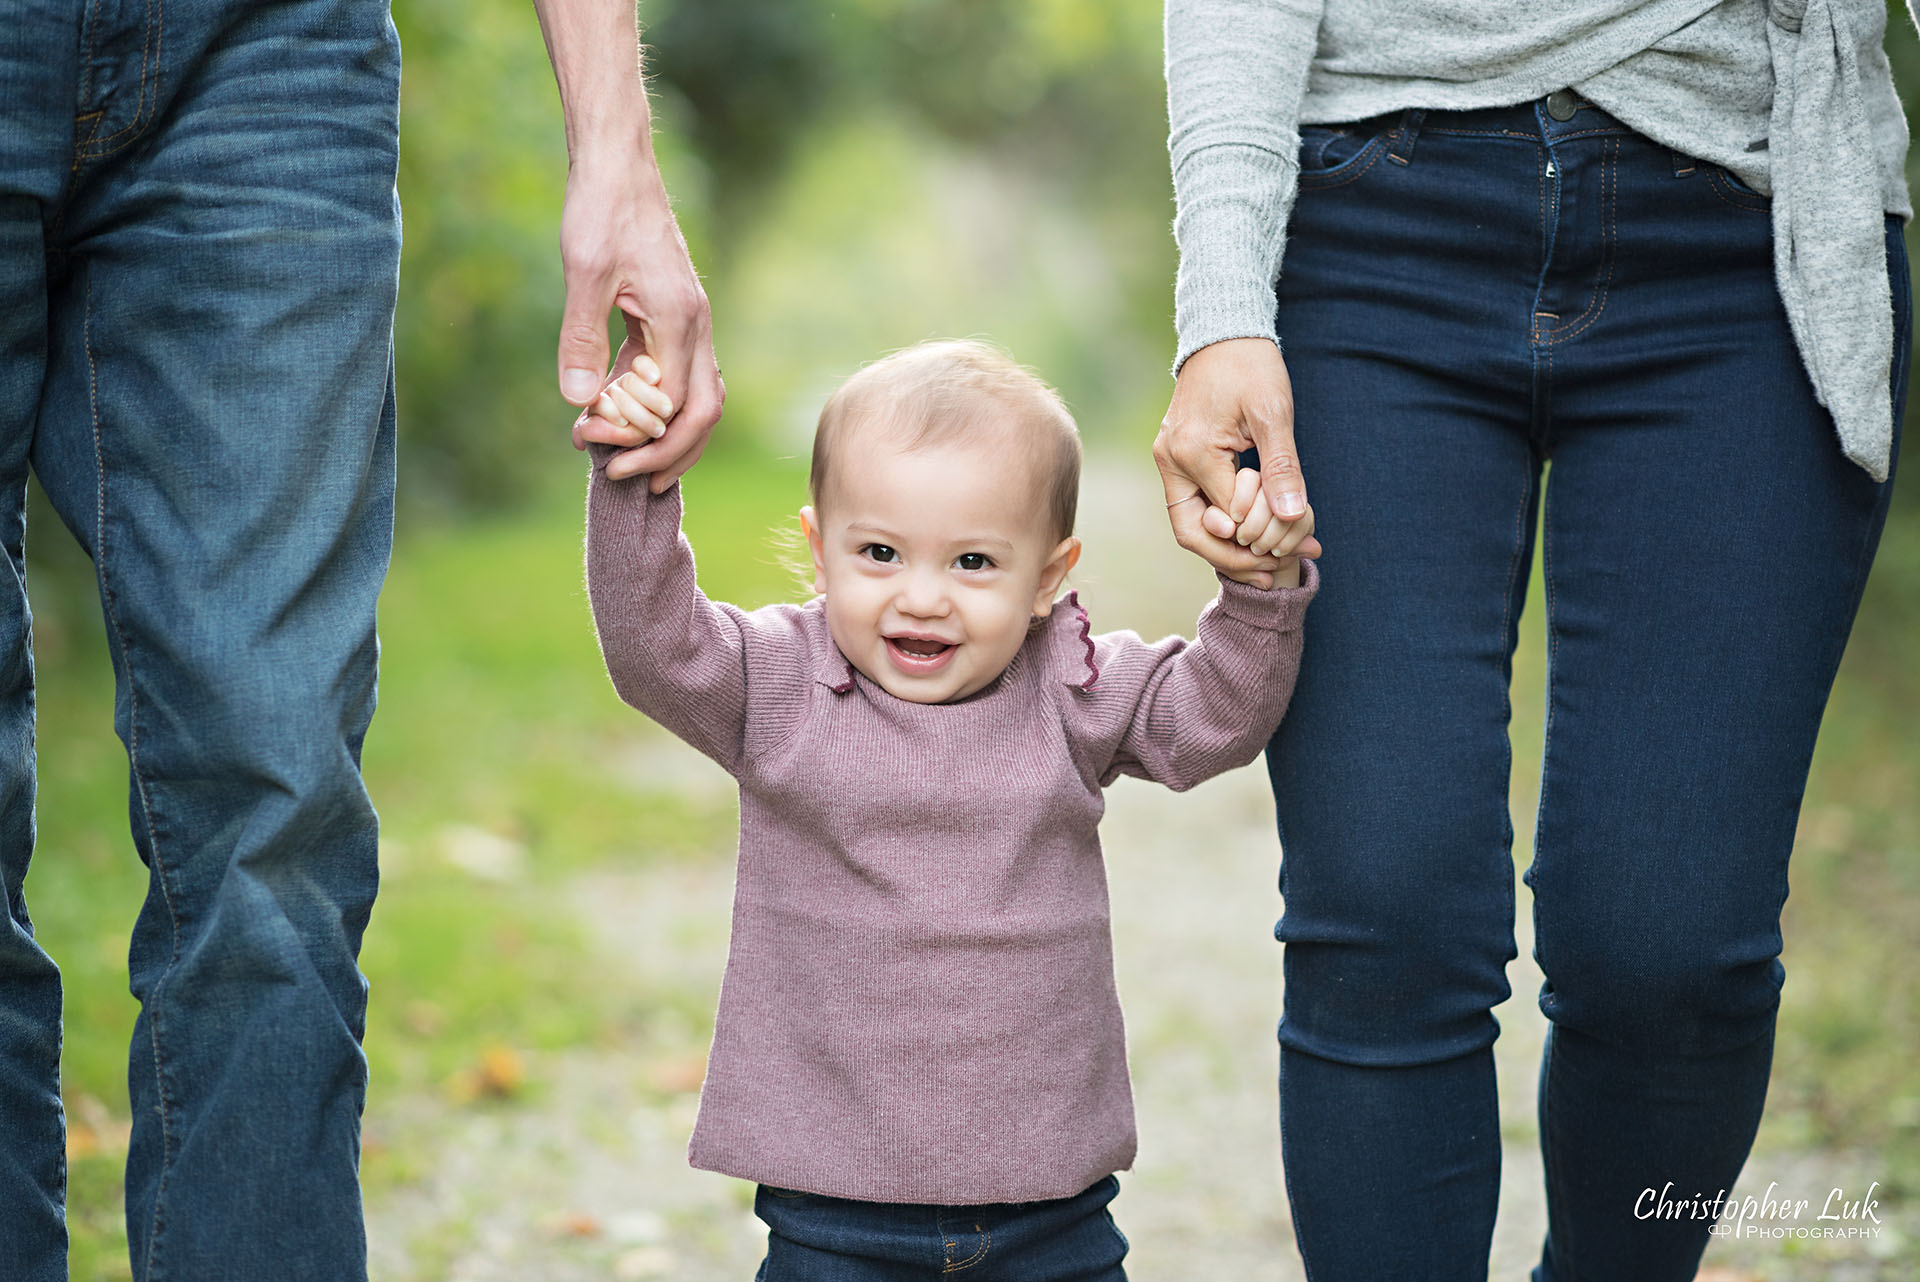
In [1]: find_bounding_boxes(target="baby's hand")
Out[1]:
[574,355,676,454]
[1202,468,1320,588]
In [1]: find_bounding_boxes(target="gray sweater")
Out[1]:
[1167,0,1914,479]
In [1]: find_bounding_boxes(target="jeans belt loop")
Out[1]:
[1387,108,1427,166]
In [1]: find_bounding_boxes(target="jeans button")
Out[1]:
[1546,89,1580,122]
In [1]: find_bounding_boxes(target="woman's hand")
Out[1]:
[1154,337,1320,588]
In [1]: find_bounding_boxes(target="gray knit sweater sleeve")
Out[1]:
[1165,0,1324,372]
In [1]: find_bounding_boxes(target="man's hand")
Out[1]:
[535,0,724,490]
[558,167,721,485]
[1155,337,1319,589]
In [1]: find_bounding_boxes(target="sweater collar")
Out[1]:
[1047,590,1100,692]
[814,641,858,693]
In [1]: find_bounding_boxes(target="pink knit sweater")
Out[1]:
[584,460,1316,1205]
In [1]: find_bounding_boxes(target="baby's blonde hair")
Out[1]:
[809,340,1082,543]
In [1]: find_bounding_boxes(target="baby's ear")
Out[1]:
[799,507,828,596]
[1032,536,1083,617]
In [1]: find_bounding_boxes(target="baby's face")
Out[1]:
[803,434,1079,704]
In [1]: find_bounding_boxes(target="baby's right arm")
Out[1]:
[582,379,810,777]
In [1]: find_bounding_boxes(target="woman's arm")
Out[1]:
[1166,0,1324,369]
[1159,0,1324,583]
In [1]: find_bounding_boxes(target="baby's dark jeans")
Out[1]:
[753,1174,1128,1281]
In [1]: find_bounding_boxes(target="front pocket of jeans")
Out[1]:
[1704,164,1770,211]
[1297,123,1391,189]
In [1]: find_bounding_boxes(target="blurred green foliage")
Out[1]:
[390,0,1172,512]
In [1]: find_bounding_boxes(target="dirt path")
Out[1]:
[364,457,1905,1280]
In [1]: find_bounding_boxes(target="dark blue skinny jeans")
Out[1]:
[752,1176,1129,1282]
[1,2,400,1279]
[1264,100,1907,1282]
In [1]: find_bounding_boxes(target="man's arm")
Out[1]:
[533,0,723,490]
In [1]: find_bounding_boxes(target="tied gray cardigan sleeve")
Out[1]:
[1165,0,1917,479]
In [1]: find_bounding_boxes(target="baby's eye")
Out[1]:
[955,552,993,572]
[861,543,899,564]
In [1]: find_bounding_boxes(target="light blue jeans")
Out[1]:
[0,2,400,1278]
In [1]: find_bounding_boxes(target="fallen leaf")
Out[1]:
[543,1211,602,1239]
[447,1044,527,1103]
[477,1045,526,1096]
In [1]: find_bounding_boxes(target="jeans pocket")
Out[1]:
[1703,163,1771,212]
[1297,120,1392,190]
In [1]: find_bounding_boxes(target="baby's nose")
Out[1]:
[897,571,951,616]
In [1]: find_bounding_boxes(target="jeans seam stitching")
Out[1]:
[77,0,102,110]
[1296,135,1391,191]
[1548,138,1619,344]
[1706,166,1770,213]
[85,265,181,1276]
[937,1210,990,1272]
[75,0,162,161]
[1279,1057,1319,1282]
[1539,1027,1569,1276]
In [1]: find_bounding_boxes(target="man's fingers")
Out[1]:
[648,332,724,492]
[650,432,711,492]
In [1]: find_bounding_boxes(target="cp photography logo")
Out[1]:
[1635,1181,1883,1240]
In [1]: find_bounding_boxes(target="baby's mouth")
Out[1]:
[883,634,958,675]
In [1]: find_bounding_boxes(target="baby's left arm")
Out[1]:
[1065,563,1318,792]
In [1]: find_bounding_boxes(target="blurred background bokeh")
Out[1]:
[23,2,1920,1276]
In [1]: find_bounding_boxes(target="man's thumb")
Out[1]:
[557,273,614,405]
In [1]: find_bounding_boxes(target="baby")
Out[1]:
[580,340,1316,1280]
